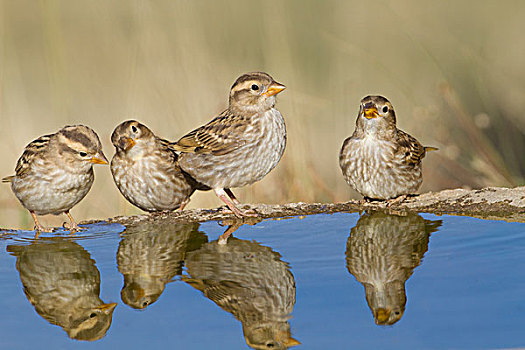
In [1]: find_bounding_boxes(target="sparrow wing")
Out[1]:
[157,136,179,163]
[170,109,250,156]
[4,134,53,180]
[395,130,428,166]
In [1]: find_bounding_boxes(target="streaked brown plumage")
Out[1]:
[339,95,437,200]
[184,237,300,349]
[7,239,117,341]
[116,221,207,309]
[345,212,441,325]
[111,120,205,212]
[170,72,286,218]
[2,125,108,232]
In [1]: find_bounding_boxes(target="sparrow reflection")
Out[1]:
[184,236,300,349]
[345,211,442,325]
[7,239,116,341]
[117,221,207,309]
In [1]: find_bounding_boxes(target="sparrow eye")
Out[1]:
[131,125,138,133]
[251,84,259,91]
[79,151,88,157]
[382,106,389,113]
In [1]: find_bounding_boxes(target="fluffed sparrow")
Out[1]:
[339,95,437,201]
[170,72,286,218]
[2,125,108,232]
[110,120,204,212]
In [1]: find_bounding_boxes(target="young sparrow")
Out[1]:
[111,120,204,212]
[2,125,108,232]
[339,95,437,201]
[170,72,286,218]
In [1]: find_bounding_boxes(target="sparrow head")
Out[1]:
[120,279,163,310]
[67,302,117,341]
[111,120,154,152]
[364,281,406,326]
[355,95,397,136]
[229,72,286,114]
[55,125,108,169]
[243,321,301,350]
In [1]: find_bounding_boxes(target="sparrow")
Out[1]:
[170,72,286,218]
[2,125,108,232]
[116,221,207,309]
[184,237,300,349]
[346,212,441,325]
[7,238,117,341]
[339,95,437,201]
[110,120,204,212]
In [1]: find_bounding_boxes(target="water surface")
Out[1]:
[0,213,524,349]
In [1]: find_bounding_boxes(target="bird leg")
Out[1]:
[64,210,84,232]
[224,188,257,215]
[214,188,258,218]
[30,212,51,234]
[224,188,240,205]
[178,197,191,211]
[218,217,262,245]
[218,221,243,245]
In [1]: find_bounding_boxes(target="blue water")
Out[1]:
[0,213,524,349]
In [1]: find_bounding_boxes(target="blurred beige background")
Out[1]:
[1,0,524,229]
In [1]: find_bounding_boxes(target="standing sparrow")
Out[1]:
[170,72,286,217]
[339,95,437,201]
[346,212,441,325]
[2,125,108,232]
[7,239,117,341]
[110,120,204,212]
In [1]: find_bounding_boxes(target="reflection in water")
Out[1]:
[117,221,207,309]
[346,212,442,325]
[184,237,300,349]
[6,239,116,341]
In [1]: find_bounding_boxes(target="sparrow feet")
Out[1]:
[218,217,261,245]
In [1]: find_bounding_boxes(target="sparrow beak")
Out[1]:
[90,152,109,165]
[263,81,286,97]
[118,137,136,151]
[375,307,390,324]
[96,303,117,313]
[363,106,379,119]
[283,337,301,347]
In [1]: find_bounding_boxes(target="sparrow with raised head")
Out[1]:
[2,125,108,232]
[110,120,204,212]
[170,72,286,218]
[339,95,437,202]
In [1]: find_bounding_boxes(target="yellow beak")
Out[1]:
[118,137,136,151]
[96,302,117,312]
[283,337,301,347]
[363,106,379,119]
[376,308,390,324]
[263,82,286,97]
[90,152,109,165]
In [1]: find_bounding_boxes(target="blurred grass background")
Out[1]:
[1,0,524,229]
